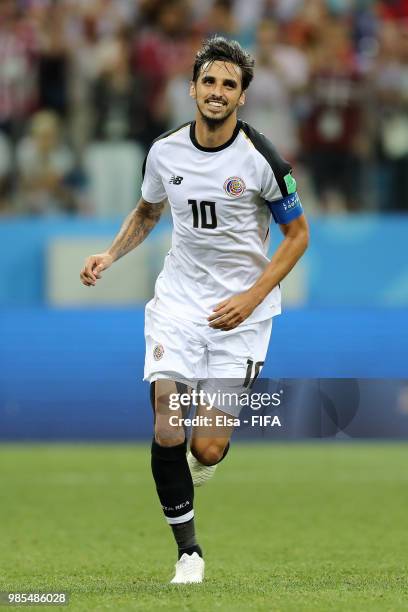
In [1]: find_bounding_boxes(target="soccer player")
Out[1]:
[80,37,309,584]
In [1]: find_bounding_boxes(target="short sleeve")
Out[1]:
[260,147,293,202]
[239,122,304,224]
[262,159,303,224]
[141,142,167,203]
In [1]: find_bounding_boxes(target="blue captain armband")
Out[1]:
[267,192,303,224]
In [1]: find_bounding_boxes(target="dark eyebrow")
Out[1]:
[201,75,238,87]
[224,79,238,87]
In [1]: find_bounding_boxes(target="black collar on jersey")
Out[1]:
[189,120,242,152]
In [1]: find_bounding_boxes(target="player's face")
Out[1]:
[190,61,246,124]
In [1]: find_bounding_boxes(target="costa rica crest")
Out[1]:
[223,176,246,198]
[153,344,164,361]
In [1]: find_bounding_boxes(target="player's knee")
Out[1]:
[192,442,224,466]
[154,423,185,447]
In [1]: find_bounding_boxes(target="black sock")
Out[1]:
[171,519,202,559]
[151,438,203,558]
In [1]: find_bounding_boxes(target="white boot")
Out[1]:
[170,552,205,584]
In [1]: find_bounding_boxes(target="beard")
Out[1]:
[196,100,237,131]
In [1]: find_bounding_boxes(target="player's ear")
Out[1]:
[238,91,246,106]
[189,81,197,99]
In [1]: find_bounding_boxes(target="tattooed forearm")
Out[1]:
[108,198,165,261]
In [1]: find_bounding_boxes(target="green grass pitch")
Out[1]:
[0,443,407,611]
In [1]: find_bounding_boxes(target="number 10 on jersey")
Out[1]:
[188,199,217,229]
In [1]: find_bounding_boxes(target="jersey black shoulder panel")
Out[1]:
[142,122,191,179]
[240,121,292,197]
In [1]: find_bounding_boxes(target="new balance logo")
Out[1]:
[169,175,184,185]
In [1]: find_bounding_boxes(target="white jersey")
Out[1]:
[141,119,301,325]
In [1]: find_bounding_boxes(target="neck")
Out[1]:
[194,112,238,149]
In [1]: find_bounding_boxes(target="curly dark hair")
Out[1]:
[192,36,255,91]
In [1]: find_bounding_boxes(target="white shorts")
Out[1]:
[144,303,273,416]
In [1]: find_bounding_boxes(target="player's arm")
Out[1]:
[80,197,165,287]
[208,213,309,330]
[249,213,309,302]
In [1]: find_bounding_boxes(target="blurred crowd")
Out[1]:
[1,0,408,217]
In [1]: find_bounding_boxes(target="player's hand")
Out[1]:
[80,252,113,287]
[208,290,262,331]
